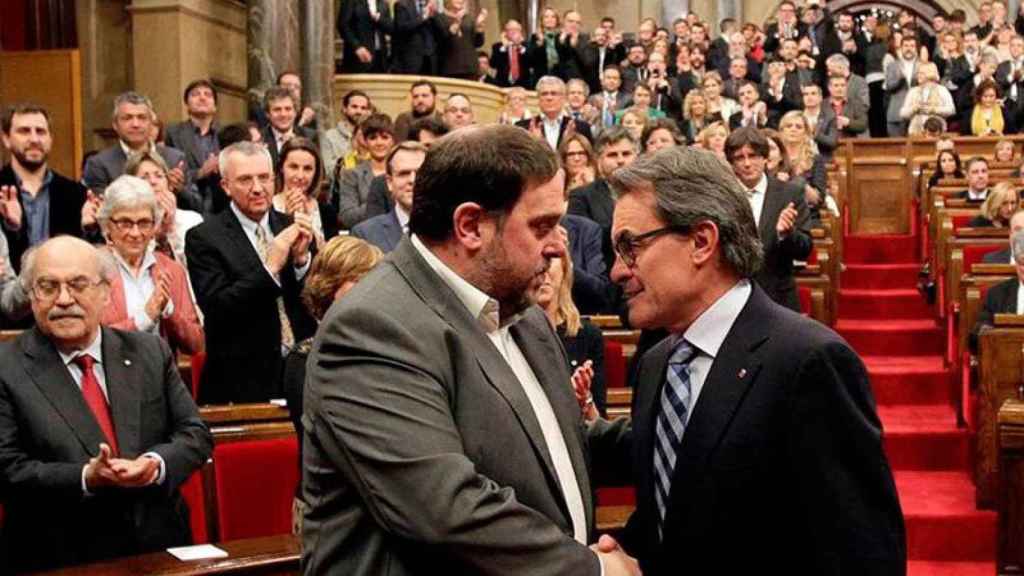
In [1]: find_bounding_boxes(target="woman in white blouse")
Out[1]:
[900,62,955,136]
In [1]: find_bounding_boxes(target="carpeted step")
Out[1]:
[897,471,997,562]
[836,319,944,357]
[842,263,923,291]
[863,356,951,406]
[879,406,969,471]
[840,289,934,320]
[845,234,919,264]
[907,561,996,576]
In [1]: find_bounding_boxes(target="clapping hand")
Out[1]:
[167,161,186,194]
[290,211,313,267]
[776,201,798,236]
[85,443,160,489]
[81,190,102,230]
[0,185,23,230]
[356,46,374,64]
[571,360,598,422]
[144,270,172,321]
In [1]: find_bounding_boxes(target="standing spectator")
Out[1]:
[974,1,996,44]
[827,74,868,138]
[696,121,730,160]
[722,56,752,99]
[528,7,562,81]
[1,104,89,273]
[801,83,837,159]
[321,90,372,186]
[593,65,627,128]
[475,51,499,84]
[641,118,684,153]
[516,76,594,150]
[678,90,717,143]
[884,34,920,136]
[434,0,486,80]
[580,26,625,94]
[728,81,769,129]
[618,107,649,141]
[566,79,597,124]
[964,79,1007,135]
[620,44,649,94]
[392,0,439,75]
[934,29,961,81]
[124,151,204,268]
[164,79,221,215]
[708,18,737,72]
[491,19,532,88]
[779,111,828,214]
[763,1,803,55]
[274,138,339,249]
[825,53,869,109]
[554,10,587,80]
[338,0,393,73]
[394,80,443,142]
[260,87,317,169]
[864,22,891,136]
[702,71,740,122]
[500,86,534,124]
[996,35,1024,111]
[277,72,319,132]
[762,58,803,127]
[900,62,956,135]
[334,113,393,229]
[802,0,841,60]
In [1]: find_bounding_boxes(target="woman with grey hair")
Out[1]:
[98,175,204,355]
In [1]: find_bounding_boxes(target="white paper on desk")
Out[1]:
[167,544,229,561]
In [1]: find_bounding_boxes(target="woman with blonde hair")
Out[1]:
[900,62,955,136]
[695,121,729,160]
[995,139,1017,163]
[779,110,829,214]
[701,70,739,120]
[284,235,383,534]
[618,106,649,140]
[969,182,1020,227]
[499,87,533,124]
[678,90,718,143]
[558,133,597,191]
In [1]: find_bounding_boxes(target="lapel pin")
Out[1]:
[124,360,132,366]
[737,368,747,379]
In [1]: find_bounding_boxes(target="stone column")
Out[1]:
[717,0,740,23]
[301,0,335,131]
[247,0,301,111]
[662,0,689,27]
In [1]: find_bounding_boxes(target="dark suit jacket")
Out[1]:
[434,12,484,78]
[567,179,615,269]
[971,276,1019,351]
[185,208,316,404]
[983,246,1011,264]
[564,214,614,315]
[490,42,533,88]
[832,96,869,137]
[261,125,318,172]
[164,120,221,214]
[83,144,199,211]
[0,165,87,273]
[955,188,989,203]
[0,327,212,573]
[515,116,594,147]
[621,285,906,575]
[391,0,437,73]
[580,43,626,94]
[350,209,404,253]
[754,177,814,311]
[338,0,393,73]
[362,174,392,221]
[301,238,601,575]
[558,320,606,415]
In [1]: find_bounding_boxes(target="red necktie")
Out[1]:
[832,99,844,116]
[74,354,119,455]
[509,46,520,82]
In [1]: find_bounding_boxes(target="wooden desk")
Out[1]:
[39,534,300,575]
[999,399,1024,574]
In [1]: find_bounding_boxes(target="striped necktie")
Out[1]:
[653,338,698,536]
[254,226,296,350]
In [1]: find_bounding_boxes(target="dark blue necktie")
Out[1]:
[653,338,698,536]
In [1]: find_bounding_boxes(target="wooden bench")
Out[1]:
[976,320,1024,507]
[945,231,1009,322]
[999,398,1024,574]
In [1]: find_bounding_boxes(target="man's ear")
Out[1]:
[690,220,720,268]
[451,202,490,252]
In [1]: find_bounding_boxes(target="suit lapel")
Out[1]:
[101,328,142,457]
[223,209,266,271]
[383,211,403,251]
[633,338,673,509]
[181,124,205,169]
[758,179,781,245]
[21,328,108,456]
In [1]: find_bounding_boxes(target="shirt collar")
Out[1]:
[111,246,158,277]
[12,168,53,190]
[119,140,154,158]
[680,279,752,359]
[230,202,271,236]
[750,173,768,195]
[272,127,293,142]
[410,234,508,333]
[190,118,218,136]
[57,328,104,367]
[395,204,411,230]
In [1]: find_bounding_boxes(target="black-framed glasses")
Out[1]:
[614,225,688,268]
[31,277,106,301]
[109,217,155,233]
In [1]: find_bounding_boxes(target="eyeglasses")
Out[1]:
[231,173,274,191]
[31,277,105,301]
[109,217,155,232]
[614,225,688,268]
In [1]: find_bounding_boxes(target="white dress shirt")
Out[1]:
[395,203,411,234]
[541,114,564,151]
[1017,282,1024,314]
[112,248,174,335]
[747,173,769,227]
[410,234,589,545]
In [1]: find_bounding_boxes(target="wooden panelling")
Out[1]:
[999,399,1024,574]
[977,328,1024,507]
[848,159,911,234]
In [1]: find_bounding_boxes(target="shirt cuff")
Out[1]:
[143,452,167,486]
[294,254,311,280]
[81,464,92,496]
[161,298,176,319]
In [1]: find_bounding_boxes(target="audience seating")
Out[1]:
[999,399,1024,573]
[603,339,625,391]
[977,322,1024,508]
[210,436,300,541]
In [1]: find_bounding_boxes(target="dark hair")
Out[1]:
[936,149,963,177]
[641,118,684,151]
[2,103,51,135]
[264,86,296,111]
[408,116,449,141]
[342,90,370,107]
[966,155,989,172]
[923,116,946,134]
[410,79,437,95]
[974,78,1001,103]
[601,16,615,26]
[217,123,253,148]
[409,125,559,242]
[603,63,622,76]
[276,137,324,199]
[724,126,771,162]
[595,125,637,154]
[360,113,394,139]
[386,141,428,176]
[183,79,218,104]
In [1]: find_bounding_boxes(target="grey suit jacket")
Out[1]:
[350,209,403,253]
[333,161,376,229]
[884,59,918,123]
[83,144,201,211]
[302,238,601,575]
[0,327,212,572]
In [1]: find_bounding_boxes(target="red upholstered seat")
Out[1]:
[181,470,208,544]
[964,244,1006,270]
[213,437,299,540]
[603,339,625,389]
[806,248,819,265]
[190,351,206,399]
[596,486,636,506]
[951,215,973,231]
[798,286,812,316]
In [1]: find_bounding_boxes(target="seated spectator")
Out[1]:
[476,50,499,84]
[922,116,948,137]
[351,142,427,253]
[936,135,956,152]
[618,106,649,140]
[516,75,594,150]
[394,80,443,142]
[901,62,956,136]
[702,71,740,120]
[928,149,965,189]
[728,80,769,129]
[442,93,476,130]
[407,116,449,147]
[972,231,1024,350]
[764,129,797,182]
[641,118,684,153]
[616,84,666,123]
[969,181,1019,227]
[283,235,382,534]
[779,110,828,213]
[558,132,597,190]
[964,79,1007,136]
[83,92,195,208]
[98,176,204,355]
[695,121,730,160]
[164,79,222,215]
[677,90,719,143]
[0,230,29,325]
[124,150,204,267]
[957,156,993,203]
[984,209,1024,263]
[566,79,598,125]
[333,113,393,229]
[0,236,212,573]
[995,138,1017,163]
[322,90,372,187]
[536,254,607,417]
[274,138,339,249]
[499,86,533,124]
[260,86,318,169]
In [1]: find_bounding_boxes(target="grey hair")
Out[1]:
[536,75,567,94]
[97,175,164,236]
[20,237,118,290]
[825,53,850,72]
[1013,230,1024,262]
[607,146,763,278]
[218,140,273,178]
[112,91,155,121]
[567,78,591,98]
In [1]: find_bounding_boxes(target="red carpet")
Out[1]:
[840,233,996,574]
